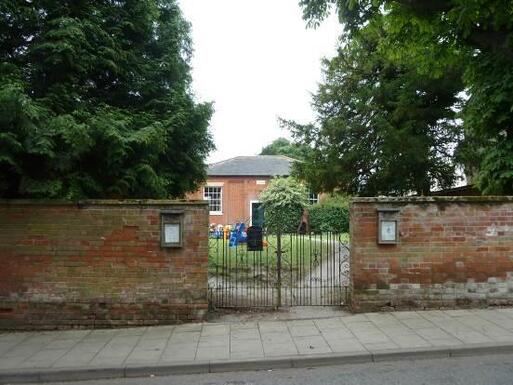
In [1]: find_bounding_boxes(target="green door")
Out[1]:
[251,202,265,228]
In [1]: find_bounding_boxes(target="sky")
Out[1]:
[178,0,342,164]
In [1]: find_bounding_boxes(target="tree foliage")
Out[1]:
[286,19,463,196]
[260,137,309,161]
[0,0,213,199]
[259,177,308,234]
[299,0,513,194]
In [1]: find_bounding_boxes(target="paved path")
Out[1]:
[3,308,513,382]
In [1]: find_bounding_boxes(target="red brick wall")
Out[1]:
[350,197,513,312]
[0,200,209,330]
[187,176,271,225]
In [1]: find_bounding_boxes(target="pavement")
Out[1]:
[3,308,513,383]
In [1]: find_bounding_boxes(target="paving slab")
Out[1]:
[292,335,332,354]
[326,338,367,353]
[2,308,513,383]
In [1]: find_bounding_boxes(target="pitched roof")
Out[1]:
[207,155,296,176]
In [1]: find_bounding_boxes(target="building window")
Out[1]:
[308,192,319,205]
[204,186,222,215]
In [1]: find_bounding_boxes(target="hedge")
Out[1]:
[309,195,350,233]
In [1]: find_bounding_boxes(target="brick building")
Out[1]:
[188,155,319,227]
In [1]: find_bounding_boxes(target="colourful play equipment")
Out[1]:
[210,223,248,247]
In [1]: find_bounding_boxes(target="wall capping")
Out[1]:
[351,196,513,204]
[0,199,208,207]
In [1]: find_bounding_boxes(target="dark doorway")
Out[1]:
[251,201,265,228]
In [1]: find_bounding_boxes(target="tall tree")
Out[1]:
[0,0,213,199]
[260,137,308,160]
[287,21,463,196]
[299,0,513,194]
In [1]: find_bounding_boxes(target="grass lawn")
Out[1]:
[208,233,349,278]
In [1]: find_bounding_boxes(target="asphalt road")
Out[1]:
[16,353,513,385]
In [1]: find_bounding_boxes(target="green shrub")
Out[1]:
[309,194,350,233]
[260,177,308,234]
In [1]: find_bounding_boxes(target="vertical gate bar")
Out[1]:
[294,233,297,306]
[301,234,306,306]
[223,236,226,307]
[295,233,298,306]
[221,235,225,307]
[236,241,240,307]
[255,249,258,307]
[339,234,342,305]
[317,232,320,305]
[325,232,327,306]
[330,232,333,305]
[256,249,259,307]
[225,236,228,307]
[266,232,270,307]
[327,232,330,305]
[216,238,219,307]
[289,233,292,306]
[249,247,252,307]
[261,246,264,307]
[225,235,228,307]
[331,231,334,305]
[247,247,249,308]
[248,251,257,306]
[297,233,300,306]
[259,248,262,307]
[322,232,325,305]
[317,232,320,306]
[299,233,302,306]
[228,237,232,306]
[334,232,337,305]
[276,231,282,308]
[327,231,330,305]
[337,233,340,305]
[212,238,216,308]
[265,233,269,305]
[332,232,335,305]
[309,232,312,306]
[325,232,328,306]
[324,232,327,306]
[217,237,220,307]
[322,232,325,306]
[301,233,304,305]
[335,232,338,305]
[299,233,303,305]
[329,231,332,305]
[250,248,253,308]
[332,233,340,305]
[219,236,222,307]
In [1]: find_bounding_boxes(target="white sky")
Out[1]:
[178,0,342,163]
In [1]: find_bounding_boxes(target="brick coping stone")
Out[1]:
[0,199,208,206]
[352,196,513,203]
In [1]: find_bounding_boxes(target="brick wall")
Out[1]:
[350,197,513,312]
[0,200,209,330]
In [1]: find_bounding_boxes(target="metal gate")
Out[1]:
[208,231,349,308]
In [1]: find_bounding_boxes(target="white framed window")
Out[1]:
[204,186,222,215]
[308,192,319,205]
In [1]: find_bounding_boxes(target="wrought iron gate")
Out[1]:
[208,231,349,308]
